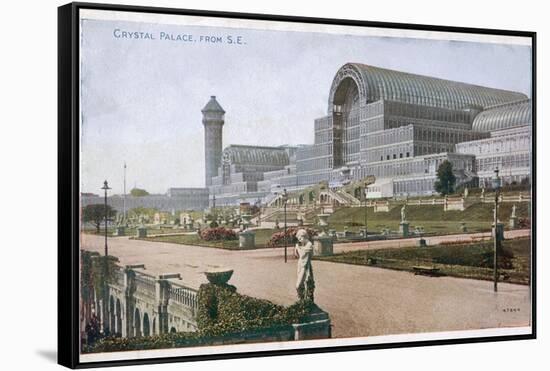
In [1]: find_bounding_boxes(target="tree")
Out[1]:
[128,207,157,218]
[83,204,117,233]
[434,160,456,195]
[130,188,149,197]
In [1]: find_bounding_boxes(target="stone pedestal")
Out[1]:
[114,226,126,236]
[136,227,147,238]
[509,216,518,229]
[374,202,390,212]
[492,222,505,241]
[292,305,331,340]
[313,235,333,256]
[238,230,255,249]
[399,222,409,237]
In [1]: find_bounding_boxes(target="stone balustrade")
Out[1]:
[169,282,198,311]
[97,265,199,338]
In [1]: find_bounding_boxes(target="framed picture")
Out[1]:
[58,2,536,368]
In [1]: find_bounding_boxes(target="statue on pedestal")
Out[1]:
[294,229,315,302]
[509,204,518,229]
[401,204,407,223]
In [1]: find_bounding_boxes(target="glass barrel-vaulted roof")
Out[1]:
[222,145,289,167]
[472,99,532,132]
[328,63,528,113]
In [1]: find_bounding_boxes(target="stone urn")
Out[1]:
[317,214,330,227]
[317,214,330,236]
[205,268,234,285]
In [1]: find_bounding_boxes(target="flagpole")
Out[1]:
[123,162,127,219]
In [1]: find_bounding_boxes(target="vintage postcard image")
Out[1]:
[78,9,533,363]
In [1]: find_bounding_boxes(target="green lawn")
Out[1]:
[137,228,282,250]
[328,202,530,235]
[315,237,531,285]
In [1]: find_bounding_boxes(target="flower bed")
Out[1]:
[267,227,317,248]
[199,227,237,241]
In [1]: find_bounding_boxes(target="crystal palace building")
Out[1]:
[203,63,532,206]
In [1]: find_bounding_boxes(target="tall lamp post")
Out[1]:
[101,180,111,258]
[257,198,262,228]
[492,168,502,292]
[364,183,368,241]
[100,180,111,334]
[282,188,288,263]
[123,162,127,221]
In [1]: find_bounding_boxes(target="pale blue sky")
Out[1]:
[80,18,532,194]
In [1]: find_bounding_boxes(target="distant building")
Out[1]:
[455,100,532,187]
[88,62,532,212]
[208,144,297,206]
[81,192,99,197]
[203,63,531,202]
[81,188,209,213]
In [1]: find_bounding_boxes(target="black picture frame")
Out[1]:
[58,2,536,368]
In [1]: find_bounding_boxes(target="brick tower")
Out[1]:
[202,96,225,186]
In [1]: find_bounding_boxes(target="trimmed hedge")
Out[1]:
[197,283,315,337]
[83,332,202,353]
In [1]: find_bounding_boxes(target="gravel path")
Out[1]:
[81,232,531,338]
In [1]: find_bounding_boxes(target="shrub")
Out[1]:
[440,239,479,246]
[197,283,316,337]
[518,217,531,229]
[84,332,204,353]
[199,227,237,241]
[479,246,515,269]
[267,227,317,247]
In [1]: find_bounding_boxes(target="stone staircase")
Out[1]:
[335,189,362,206]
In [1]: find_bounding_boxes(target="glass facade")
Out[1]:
[206,63,532,203]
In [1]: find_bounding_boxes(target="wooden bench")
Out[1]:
[412,266,440,276]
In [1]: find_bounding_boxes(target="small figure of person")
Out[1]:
[85,313,100,345]
[294,229,315,302]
